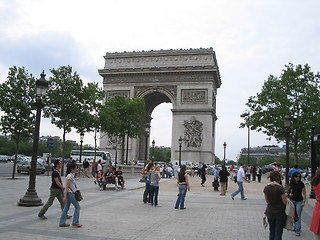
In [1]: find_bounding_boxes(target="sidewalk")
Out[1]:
[0,173,316,240]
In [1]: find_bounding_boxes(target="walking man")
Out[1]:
[38,160,71,219]
[231,165,250,200]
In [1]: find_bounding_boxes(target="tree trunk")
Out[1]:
[61,129,66,176]
[11,137,20,179]
[121,135,125,164]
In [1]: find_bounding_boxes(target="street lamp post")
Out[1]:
[113,140,118,169]
[18,71,48,206]
[284,115,291,187]
[152,139,155,161]
[179,136,182,166]
[310,127,316,199]
[240,111,250,164]
[223,142,227,165]
[144,126,150,162]
[79,132,84,163]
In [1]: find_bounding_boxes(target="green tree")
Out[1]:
[0,66,36,178]
[75,82,104,161]
[243,63,320,165]
[100,96,146,164]
[43,66,86,174]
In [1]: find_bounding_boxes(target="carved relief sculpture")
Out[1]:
[183,116,203,148]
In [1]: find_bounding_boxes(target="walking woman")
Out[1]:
[288,171,306,237]
[263,171,287,240]
[310,168,320,239]
[143,162,154,203]
[150,165,161,206]
[59,162,82,227]
[175,165,190,209]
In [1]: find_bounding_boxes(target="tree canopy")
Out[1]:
[0,66,36,178]
[100,95,146,163]
[243,63,320,164]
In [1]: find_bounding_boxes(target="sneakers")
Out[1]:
[241,198,247,200]
[38,215,47,220]
[231,195,234,200]
[67,215,72,219]
[180,207,186,210]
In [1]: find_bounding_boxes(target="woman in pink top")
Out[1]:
[310,168,320,239]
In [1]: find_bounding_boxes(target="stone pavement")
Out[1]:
[0,173,316,240]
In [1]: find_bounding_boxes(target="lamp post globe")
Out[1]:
[18,71,48,206]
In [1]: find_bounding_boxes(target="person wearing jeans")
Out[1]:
[231,165,250,200]
[289,171,306,237]
[175,165,190,209]
[143,162,153,203]
[264,171,287,240]
[59,162,82,228]
[150,165,161,206]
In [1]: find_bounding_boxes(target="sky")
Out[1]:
[0,0,320,161]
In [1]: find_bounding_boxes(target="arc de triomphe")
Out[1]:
[98,48,221,164]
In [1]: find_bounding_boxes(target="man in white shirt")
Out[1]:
[231,165,250,200]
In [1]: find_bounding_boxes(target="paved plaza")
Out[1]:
[0,172,317,240]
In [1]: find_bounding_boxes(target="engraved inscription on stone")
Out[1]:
[181,89,207,104]
[106,90,130,101]
[183,116,203,148]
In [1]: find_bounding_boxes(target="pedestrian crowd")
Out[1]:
[36,158,320,240]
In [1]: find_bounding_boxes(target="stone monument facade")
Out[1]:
[98,48,221,164]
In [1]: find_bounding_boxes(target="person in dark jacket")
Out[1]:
[219,165,229,195]
[200,164,207,187]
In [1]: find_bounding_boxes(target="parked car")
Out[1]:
[17,161,45,174]
[37,158,54,171]
[0,155,9,163]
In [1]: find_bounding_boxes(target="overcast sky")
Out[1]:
[1,0,319,161]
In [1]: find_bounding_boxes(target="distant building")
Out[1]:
[239,145,309,161]
[39,136,61,143]
[240,145,285,161]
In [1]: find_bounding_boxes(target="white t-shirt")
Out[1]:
[66,173,76,192]
[237,167,246,182]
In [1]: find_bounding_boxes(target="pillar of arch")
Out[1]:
[98,48,221,164]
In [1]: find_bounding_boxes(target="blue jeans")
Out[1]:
[59,192,80,225]
[267,212,286,240]
[143,180,151,203]
[150,185,159,206]
[175,184,187,209]
[231,181,245,199]
[291,200,303,234]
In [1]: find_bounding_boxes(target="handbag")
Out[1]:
[74,190,83,202]
[284,199,295,231]
[69,184,83,202]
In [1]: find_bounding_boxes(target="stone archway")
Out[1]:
[98,48,221,164]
